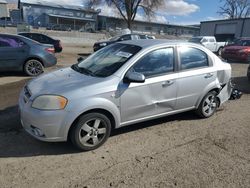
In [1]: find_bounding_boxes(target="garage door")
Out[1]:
[215,23,237,34]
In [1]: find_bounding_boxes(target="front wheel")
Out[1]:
[196,91,219,118]
[217,47,223,56]
[70,113,111,151]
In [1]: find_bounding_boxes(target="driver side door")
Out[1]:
[120,47,177,124]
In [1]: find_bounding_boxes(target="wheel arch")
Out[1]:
[196,87,221,109]
[67,108,117,141]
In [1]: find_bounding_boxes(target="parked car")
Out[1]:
[18,33,62,53]
[93,34,154,51]
[189,36,227,55]
[19,40,232,151]
[0,34,57,76]
[221,38,250,63]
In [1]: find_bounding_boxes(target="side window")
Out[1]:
[131,48,174,78]
[120,35,131,41]
[179,47,209,70]
[131,35,139,40]
[0,37,25,48]
[209,38,215,42]
[139,35,147,39]
[201,38,208,43]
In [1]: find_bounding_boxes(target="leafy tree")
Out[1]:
[91,0,163,29]
[218,0,250,18]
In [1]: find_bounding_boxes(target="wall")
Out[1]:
[200,19,250,38]
[0,3,8,17]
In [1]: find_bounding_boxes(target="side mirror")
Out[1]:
[124,71,145,83]
[77,57,84,63]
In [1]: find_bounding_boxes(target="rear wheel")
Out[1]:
[24,59,44,76]
[196,91,219,118]
[70,113,111,151]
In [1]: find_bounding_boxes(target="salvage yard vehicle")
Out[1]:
[221,38,250,63]
[0,34,57,76]
[18,32,63,53]
[93,34,154,51]
[189,36,227,56]
[19,40,232,151]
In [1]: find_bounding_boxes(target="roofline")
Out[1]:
[201,17,250,23]
[20,1,99,14]
[98,15,200,29]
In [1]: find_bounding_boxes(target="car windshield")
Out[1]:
[189,38,202,43]
[72,43,141,77]
[233,39,250,46]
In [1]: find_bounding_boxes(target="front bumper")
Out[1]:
[18,89,72,142]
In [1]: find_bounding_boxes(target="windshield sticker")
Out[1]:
[116,51,133,58]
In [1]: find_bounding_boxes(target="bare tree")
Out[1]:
[218,0,250,19]
[91,0,163,29]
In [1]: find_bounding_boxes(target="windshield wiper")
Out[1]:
[71,64,96,77]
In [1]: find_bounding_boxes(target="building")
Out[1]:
[18,0,99,31]
[0,0,8,18]
[17,0,199,36]
[200,18,250,41]
[98,15,200,37]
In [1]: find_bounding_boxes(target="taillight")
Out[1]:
[46,47,55,54]
[238,48,250,53]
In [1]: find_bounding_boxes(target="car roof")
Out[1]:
[0,33,40,44]
[118,39,193,49]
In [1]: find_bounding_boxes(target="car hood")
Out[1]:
[27,67,111,98]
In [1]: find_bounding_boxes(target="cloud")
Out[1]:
[156,0,199,16]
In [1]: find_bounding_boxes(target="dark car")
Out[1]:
[0,34,57,76]
[221,38,250,62]
[93,34,154,51]
[18,33,62,53]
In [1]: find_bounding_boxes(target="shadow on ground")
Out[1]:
[0,104,200,158]
[0,71,26,77]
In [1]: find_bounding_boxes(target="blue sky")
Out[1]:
[7,0,225,25]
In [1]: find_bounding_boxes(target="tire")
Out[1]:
[70,113,111,151]
[196,91,219,118]
[24,59,44,76]
[217,47,223,56]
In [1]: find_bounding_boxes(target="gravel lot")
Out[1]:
[0,44,250,188]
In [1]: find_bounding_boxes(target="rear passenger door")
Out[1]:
[175,46,216,110]
[0,36,29,70]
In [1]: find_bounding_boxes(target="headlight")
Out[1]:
[100,43,107,47]
[32,95,68,110]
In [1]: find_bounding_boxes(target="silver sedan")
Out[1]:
[19,40,232,151]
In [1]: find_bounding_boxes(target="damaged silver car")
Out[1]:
[19,40,232,151]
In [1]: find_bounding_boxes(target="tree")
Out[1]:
[91,0,163,29]
[218,0,250,19]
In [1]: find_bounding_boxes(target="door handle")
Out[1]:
[204,73,214,79]
[162,80,174,87]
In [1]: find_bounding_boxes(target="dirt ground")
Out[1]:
[0,45,250,188]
